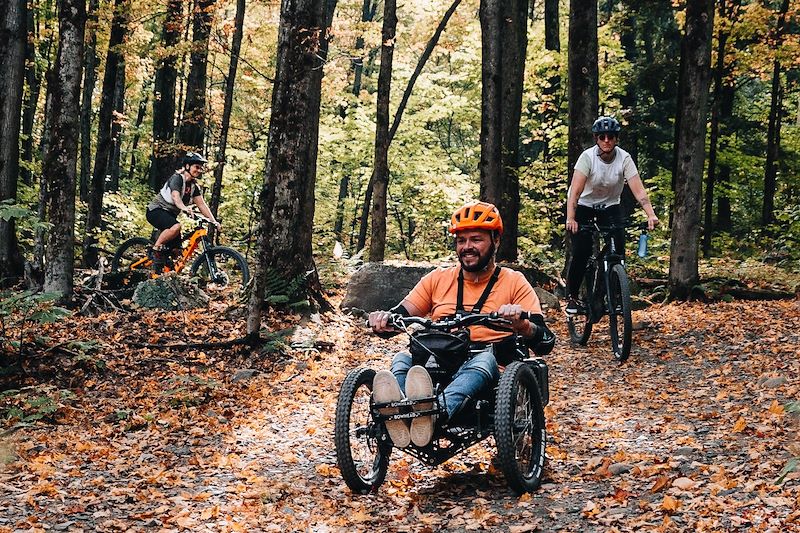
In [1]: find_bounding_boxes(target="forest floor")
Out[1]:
[1,289,799,532]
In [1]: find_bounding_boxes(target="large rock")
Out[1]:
[132,272,210,310]
[341,263,435,313]
[341,262,558,314]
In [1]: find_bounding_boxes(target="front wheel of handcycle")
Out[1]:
[334,367,391,494]
[607,263,633,362]
[111,237,152,273]
[567,271,593,345]
[190,246,250,290]
[494,361,547,494]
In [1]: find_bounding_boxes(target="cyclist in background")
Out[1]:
[564,116,659,315]
[146,152,220,272]
[368,201,555,449]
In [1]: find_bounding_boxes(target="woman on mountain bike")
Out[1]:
[564,116,659,315]
[146,152,221,272]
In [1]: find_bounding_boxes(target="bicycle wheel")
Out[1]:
[335,368,391,494]
[494,361,547,494]
[608,263,633,362]
[567,270,593,345]
[190,246,250,291]
[110,237,152,273]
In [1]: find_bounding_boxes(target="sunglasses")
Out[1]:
[597,133,617,141]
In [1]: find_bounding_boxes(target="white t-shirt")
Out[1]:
[569,146,639,208]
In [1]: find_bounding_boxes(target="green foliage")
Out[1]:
[161,375,220,407]
[0,198,52,241]
[0,386,75,425]
[0,291,71,347]
[264,269,310,308]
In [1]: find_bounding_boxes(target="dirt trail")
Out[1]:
[1,301,798,532]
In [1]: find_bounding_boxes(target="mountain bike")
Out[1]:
[110,213,250,291]
[567,222,648,362]
[335,312,549,495]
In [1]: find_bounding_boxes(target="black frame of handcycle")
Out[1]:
[367,313,549,466]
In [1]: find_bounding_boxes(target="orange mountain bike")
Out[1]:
[110,214,250,290]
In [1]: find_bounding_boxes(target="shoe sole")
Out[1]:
[372,370,410,448]
[406,366,435,447]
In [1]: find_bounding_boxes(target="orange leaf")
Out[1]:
[662,495,680,513]
[732,417,747,433]
[768,400,784,416]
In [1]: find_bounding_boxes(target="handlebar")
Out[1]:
[184,209,217,226]
[366,311,535,333]
[577,221,649,234]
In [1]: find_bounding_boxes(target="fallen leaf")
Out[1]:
[661,495,680,513]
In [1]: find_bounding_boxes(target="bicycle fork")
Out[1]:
[199,238,221,282]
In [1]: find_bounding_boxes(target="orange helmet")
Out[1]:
[449,201,503,235]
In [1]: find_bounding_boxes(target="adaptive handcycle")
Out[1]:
[334,312,549,494]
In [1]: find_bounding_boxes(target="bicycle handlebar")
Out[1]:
[577,221,649,234]
[365,311,535,332]
[184,209,217,226]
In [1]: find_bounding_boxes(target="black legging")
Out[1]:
[566,204,625,299]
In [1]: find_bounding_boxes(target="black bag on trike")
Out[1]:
[409,329,471,373]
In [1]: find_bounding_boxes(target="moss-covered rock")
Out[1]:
[132,273,210,310]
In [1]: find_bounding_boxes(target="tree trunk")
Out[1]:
[479,0,528,262]
[150,0,183,191]
[353,0,462,252]
[762,0,789,227]
[565,0,597,271]
[79,0,100,201]
[84,0,128,268]
[0,0,27,285]
[618,12,638,219]
[367,0,397,262]
[178,0,214,151]
[247,0,337,335]
[668,0,714,300]
[43,0,86,300]
[21,2,53,187]
[566,0,597,181]
[209,0,245,239]
[388,0,462,144]
[334,172,349,239]
[351,0,376,95]
[126,81,150,182]
[108,57,126,191]
[703,0,732,256]
[544,0,559,51]
[480,0,502,210]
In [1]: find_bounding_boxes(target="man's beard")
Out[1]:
[459,242,495,272]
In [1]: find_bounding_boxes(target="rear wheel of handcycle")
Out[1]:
[190,246,250,291]
[494,361,547,494]
[334,367,391,494]
[567,270,593,345]
[608,263,632,362]
[111,237,152,273]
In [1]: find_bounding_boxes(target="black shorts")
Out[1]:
[146,208,179,231]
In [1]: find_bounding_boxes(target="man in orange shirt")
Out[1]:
[368,201,555,448]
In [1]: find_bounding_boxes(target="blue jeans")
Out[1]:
[390,349,500,419]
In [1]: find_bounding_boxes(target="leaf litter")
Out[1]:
[0,297,798,532]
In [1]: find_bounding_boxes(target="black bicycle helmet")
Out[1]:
[591,116,621,134]
[183,151,208,166]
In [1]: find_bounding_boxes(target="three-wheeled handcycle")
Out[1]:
[334,312,550,495]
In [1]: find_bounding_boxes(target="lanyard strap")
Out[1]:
[457,265,502,314]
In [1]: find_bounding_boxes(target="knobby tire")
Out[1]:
[608,263,633,362]
[111,237,152,273]
[494,361,546,494]
[334,367,390,494]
